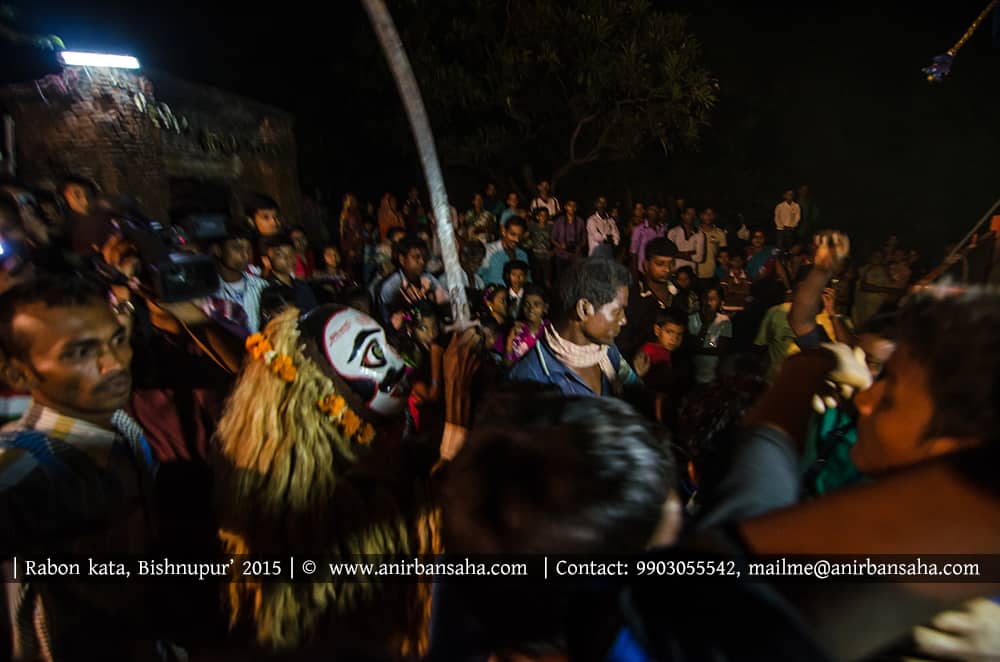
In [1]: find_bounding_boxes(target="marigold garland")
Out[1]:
[247,335,374,444]
[245,333,296,382]
[316,394,375,445]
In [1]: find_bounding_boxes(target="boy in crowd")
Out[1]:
[503,259,529,320]
[259,232,319,328]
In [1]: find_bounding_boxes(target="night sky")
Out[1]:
[16,0,1000,257]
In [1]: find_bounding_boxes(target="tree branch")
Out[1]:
[569,112,600,162]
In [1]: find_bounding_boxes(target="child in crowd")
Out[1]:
[671,266,700,315]
[478,315,507,371]
[362,215,381,284]
[398,301,445,434]
[635,308,691,427]
[502,259,529,321]
[311,245,356,303]
[714,247,731,281]
[528,208,554,288]
[504,283,550,366]
[720,252,751,313]
[289,227,315,279]
[480,284,509,330]
[688,285,733,385]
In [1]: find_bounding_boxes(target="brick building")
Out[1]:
[0,65,300,224]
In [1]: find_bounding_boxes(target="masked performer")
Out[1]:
[213,304,440,658]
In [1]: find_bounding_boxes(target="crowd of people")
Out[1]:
[0,172,999,662]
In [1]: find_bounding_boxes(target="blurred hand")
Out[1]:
[811,343,873,414]
[822,287,836,315]
[633,351,651,379]
[813,231,850,272]
[913,598,1000,661]
[99,234,141,280]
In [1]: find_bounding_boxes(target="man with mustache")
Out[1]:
[0,275,159,660]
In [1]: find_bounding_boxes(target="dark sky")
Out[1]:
[17,0,1000,255]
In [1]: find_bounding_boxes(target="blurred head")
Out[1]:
[290,227,308,254]
[730,253,746,271]
[395,235,429,281]
[850,290,1000,474]
[506,192,519,209]
[408,185,419,200]
[681,207,696,227]
[654,308,687,352]
[717,247,731,269]
[485,183,497,198]
[504,260,528,292]
[633,202,645,220]
[751,229,766,249]
[703,286,723,314]
[322,245,341,270]
[537,180,551,197]
[247,194,281,236]
[646,205,659,223]
[387,227,407,245]
[472,192,484,209]
[644,237,677,285]
[535,208,550,225]
[445,390,678,555]
[782,188,795,202]
[595,196,607,214]
[0,276,132,423]
[406,301,440,348]
[263,232,296,278]
[62,181,93,216]
[521,284,548,324]
[213,221,255,276]
[556,258,630,345]
[479,315,501,349]
[460,239,487,273]
[564,200,578,218]
[501,217,526,250]
[674,266,694,290]
[699,207,716,227]
[484,285,509,320]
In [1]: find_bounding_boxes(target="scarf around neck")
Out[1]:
[544,325,619,393]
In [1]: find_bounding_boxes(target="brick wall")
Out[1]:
[0,66,300,224]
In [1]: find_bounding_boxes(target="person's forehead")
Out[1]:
[664,322,685,332]
[16,302,116,349]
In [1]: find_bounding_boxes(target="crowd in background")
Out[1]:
[0,171,999,662]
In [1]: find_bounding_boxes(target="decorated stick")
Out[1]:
[361,0,471,328]
[923,0,999,82]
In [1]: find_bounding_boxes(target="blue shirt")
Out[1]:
[747,246,778,280]
[509,336,638,397]
[478,240,531,287]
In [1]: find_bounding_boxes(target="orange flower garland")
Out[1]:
[316,394,375,445]
[244,333,296,382]
[246,335,374,445]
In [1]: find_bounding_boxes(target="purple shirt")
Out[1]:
[630,221,667,272]
[551,216,587,259]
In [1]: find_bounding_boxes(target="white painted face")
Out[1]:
[305,306,410,417]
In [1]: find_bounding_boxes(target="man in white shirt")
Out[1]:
[774,188,801,250]
[667,206,705,273]
[587,196,619,259]
[529,180,561,217]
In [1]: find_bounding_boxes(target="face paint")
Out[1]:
[300,305,410,417]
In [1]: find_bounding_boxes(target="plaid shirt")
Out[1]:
[0,403,157,660]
